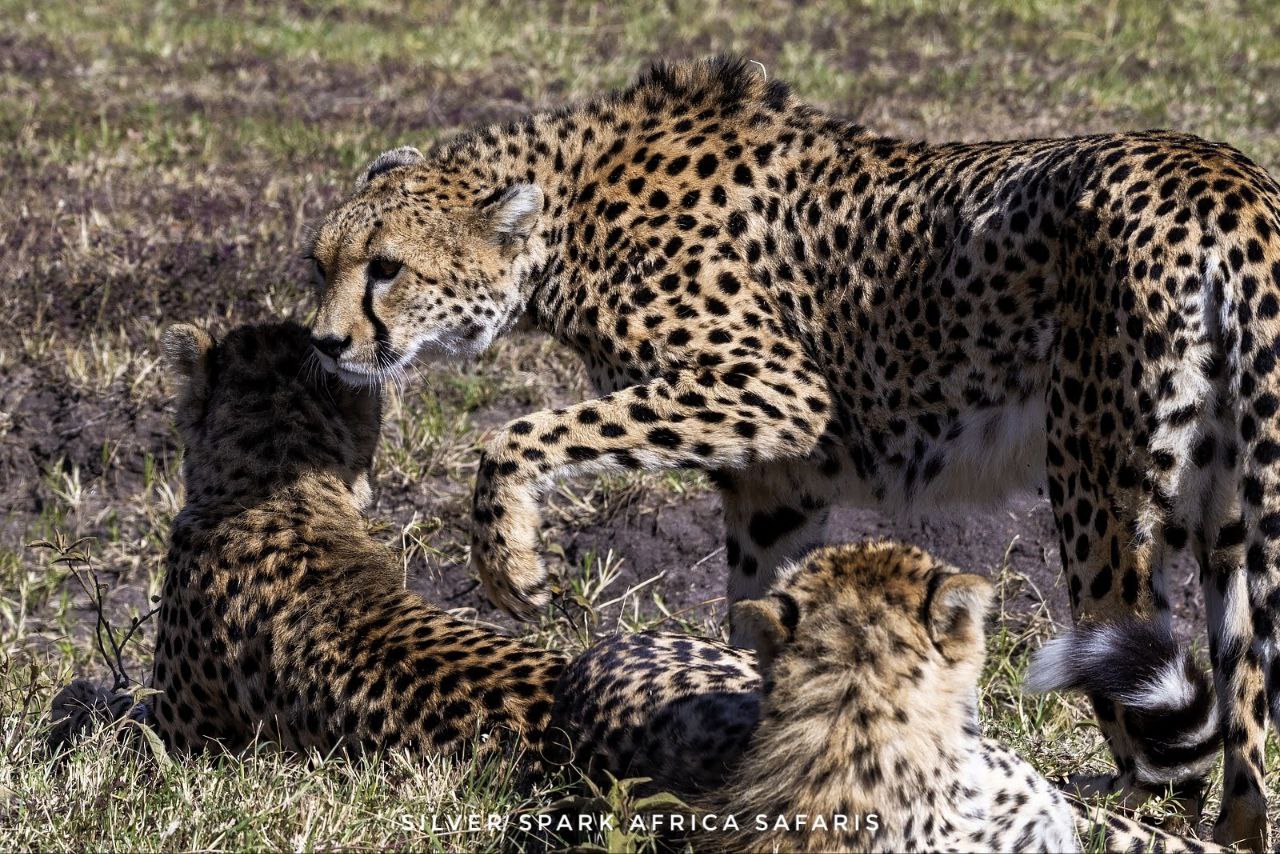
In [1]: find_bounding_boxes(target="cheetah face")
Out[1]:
[307,147,545,387]
[160,321,381,505]
[730,541,994,688]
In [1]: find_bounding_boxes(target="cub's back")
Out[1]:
[149,321,566,762]
[548,631,760,794]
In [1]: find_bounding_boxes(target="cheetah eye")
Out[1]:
[367,257,402,282]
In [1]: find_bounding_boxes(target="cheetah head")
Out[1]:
[307,146,545,386]
[160,321,382,507]
[731,541,995,701]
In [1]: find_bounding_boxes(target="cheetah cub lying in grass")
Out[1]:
[555,542,1221,852]
[53,321,565,762]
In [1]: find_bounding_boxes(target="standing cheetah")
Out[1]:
[308,57,1280,846]
[148,321,565,759]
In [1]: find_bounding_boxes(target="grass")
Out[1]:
[4,690,563,851]
[2,0,1279,848]
[1,541,1221,850]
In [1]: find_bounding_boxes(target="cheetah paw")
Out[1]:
[472,543,549,619]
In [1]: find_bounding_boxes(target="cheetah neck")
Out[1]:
[716,654,990,851]
[171,470,402,597]
[426,72,856,343]
[179,470,365,531]
[431,112,597,322]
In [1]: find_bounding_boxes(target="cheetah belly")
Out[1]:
[864,395,1048,515]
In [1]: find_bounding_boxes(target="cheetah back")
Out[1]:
[548,631,759,794]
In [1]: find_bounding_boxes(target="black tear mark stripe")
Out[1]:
[363,280,394,365]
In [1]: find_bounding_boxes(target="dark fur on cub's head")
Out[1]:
[160,321,381,507]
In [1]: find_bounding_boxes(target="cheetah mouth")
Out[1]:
[316,325,492,387]
[334,365,385,387]
[320,343,444,388]
[310,348,393,387]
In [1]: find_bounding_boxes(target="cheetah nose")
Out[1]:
[311,334,351,359]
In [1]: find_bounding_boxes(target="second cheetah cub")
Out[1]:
[711,541,1220,853]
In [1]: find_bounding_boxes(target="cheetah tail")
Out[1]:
[47,679,152,753]
[1026,620,1220,787]
[1069,798,1226,853]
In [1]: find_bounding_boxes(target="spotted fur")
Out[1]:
[309,58,1280,847]
[546,631,760,794]
[721,543,1222,852]
[149,321,565,760]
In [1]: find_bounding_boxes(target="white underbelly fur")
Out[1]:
[867,396,1048,515]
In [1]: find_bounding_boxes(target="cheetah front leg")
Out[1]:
[470,362,832,617]
[718,459,831,637]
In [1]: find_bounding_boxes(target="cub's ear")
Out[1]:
[356,146,424,190]
[926,572,994,660]
[483,183,544,246]
[160,323,214,402]
[729,593,799,669]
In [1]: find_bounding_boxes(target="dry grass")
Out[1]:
[3,0,1280,848]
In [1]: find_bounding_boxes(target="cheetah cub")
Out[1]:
[712,542,1219,853]
[143,321,565,759]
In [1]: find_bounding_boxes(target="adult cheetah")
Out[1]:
[147,321,564,759]
[308,57,1280,846]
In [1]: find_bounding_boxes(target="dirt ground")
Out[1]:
[411,478,1208,636]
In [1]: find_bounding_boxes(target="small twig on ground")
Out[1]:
[27,534,160,691]
[1,657,43,762]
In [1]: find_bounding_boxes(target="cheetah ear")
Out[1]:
[356,146,424,190]
[161,323,214,402]
[926,572,994,660]
[483,183,544,246]
[730,593,799,668]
